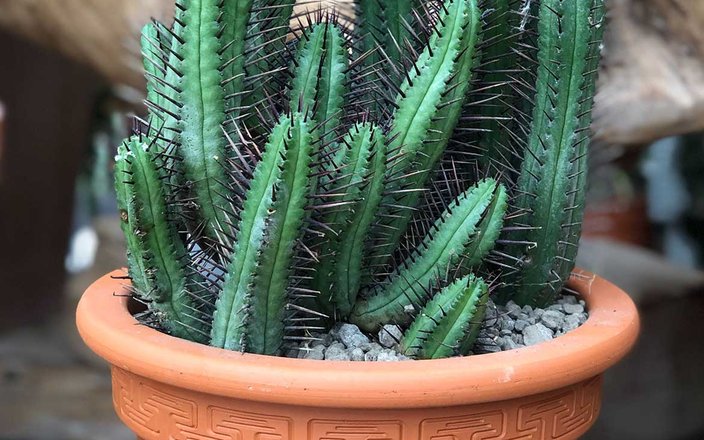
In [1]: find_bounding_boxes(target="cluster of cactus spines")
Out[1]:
[495,0,605,307]
[116,0,605,359]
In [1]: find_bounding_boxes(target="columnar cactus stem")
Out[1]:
[315,122,387,317]
[501,0,605,307]
[211,113,317,354]
[115,137,209,343]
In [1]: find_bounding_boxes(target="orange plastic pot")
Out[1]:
[77,269,639,440]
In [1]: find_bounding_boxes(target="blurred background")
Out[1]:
[1,0,704,438]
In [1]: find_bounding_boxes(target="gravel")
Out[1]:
[286,294,589,361]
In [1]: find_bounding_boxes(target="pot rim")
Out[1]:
[76,268,639,409]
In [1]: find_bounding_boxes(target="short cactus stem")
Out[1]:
[400,274,489,360]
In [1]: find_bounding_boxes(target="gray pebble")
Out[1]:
[577,312,588,324]
[376,349,399,362]
[522,305,533,314]
[547,304,564,312]
[350,347,365,361]
[563,303,585,314]
[506,301,523,319]
[534,308,544,318]
[498,315,515,332]
[498,336,520,351]
[303,345,325,360]
[337,323,370,349]
[540,310,565,330]
[360,342,382,353]
[561,295,578,305]
[514,319,529,332]
[324,342,351,361]
[378,325,403,348]
[476,344,502,354]
[364,351,379,361]
[562,314,581,333]
[510,333,524,345]
[523,323,554,346]
[476,337,497,346]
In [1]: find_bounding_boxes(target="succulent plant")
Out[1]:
[114,0,605,360]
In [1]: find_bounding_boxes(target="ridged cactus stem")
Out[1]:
[400,274,489,359]
[211,113,317,354]
[501,0,605,307]
[115,137,209,343]
[367,0,482,277]
[314,123,387,317]
[170,0,230,250]
[351,179,506,332]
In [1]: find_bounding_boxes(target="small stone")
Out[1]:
[562,314,581,332]
[360,342,382,353]
[514,319,529,332]
[403,304,416,314]
[498,337,519,351]
[378,325,403,348]
[376,349,399,362]
[527,316,537,325]
[350,347,365,361]
[523,323,554,346]
[476,337,497,346]
[500,329,513,337]
[561,295,578,305]
[303,345,325,360]
[547,304,564,312]
[311,332,333,347]
[540,310,565,330]
[522,305,534,314]
[563,303,585,314]
[510,333,524,345]
[506,301,523,319]
[337,323,370,349]
[364,351,379,361]
[324,342,351,361]
[534,308,544,318]
[577,312,588,324]
[498,315,515,332]
[476,344,502,354]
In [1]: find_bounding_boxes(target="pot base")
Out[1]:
[117,365,601,440]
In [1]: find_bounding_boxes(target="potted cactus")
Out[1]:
[77,0,639,438]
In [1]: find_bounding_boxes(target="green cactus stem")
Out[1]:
[115,136,209,343]
[314,122,387,317]
[366,0,482,277]
[500,0,605,307]
[351,179,506,332]
[400,274,489,359]
[211,112,317,354]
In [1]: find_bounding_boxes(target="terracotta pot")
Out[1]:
[77,269,639,440]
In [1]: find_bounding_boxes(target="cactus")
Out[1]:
[496,0,605,307]
[113,0,605,360]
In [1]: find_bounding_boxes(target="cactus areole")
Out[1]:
[105,0,609,360]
